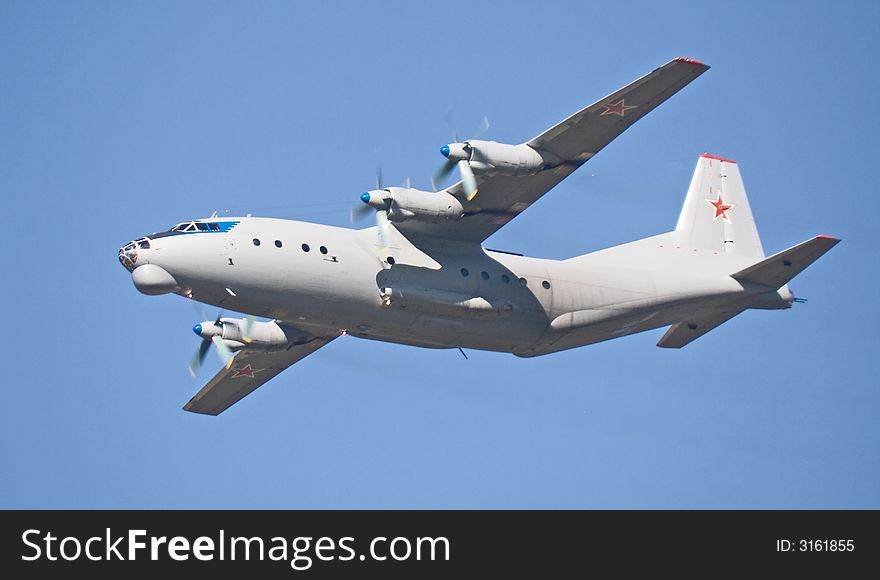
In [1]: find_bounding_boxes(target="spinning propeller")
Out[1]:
[434,116,489,201]
[188,312,256,376]
[350,167,392,248]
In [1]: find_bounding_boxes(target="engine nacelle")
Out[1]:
[444,140,558,177]
[194,318,292,352]
[363,187,464,223]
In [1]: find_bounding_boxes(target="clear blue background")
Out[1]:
[2,0,877,508]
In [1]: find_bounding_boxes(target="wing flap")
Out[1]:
[183,334,336,416]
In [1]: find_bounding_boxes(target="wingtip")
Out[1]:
[701,152,737,164]
[816,234,841,243]
[182,401,220,416]
[674,56,709,67]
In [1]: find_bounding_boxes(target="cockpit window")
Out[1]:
[138,240,151,249]
[170,221,199,232]
[161,220,236,236]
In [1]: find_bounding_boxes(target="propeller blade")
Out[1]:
[375,166,383,191]
[472,115,490,139]
[188,338,212,377]
[434,158,457,182]
[241,315,255,343]
[199,336,212,362]
[444,111,459,143]
[211,335,235,368]
[376,209,390,248]
[459,160,478,201]
[350,203,373,224]
[190,302,209,323]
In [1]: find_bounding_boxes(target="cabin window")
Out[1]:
[319,246,328,255]
[460,268,469,277]
[542,280,551,289]
[275,240,283,248]
[386,256,395,265]
[519,277,527,286]
[252,238,261,246]
[501,274,511,284]
[481,271,489,280]
[302,243,310,252]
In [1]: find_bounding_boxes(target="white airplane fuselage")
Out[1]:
[115,58,839,415]
[119,216,792,358]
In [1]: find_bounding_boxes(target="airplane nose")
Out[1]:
[118,238,153,272]
[118,241,139,272]
[193,323,202,336]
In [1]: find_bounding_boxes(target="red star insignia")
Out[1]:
[706,194,735,222]
[231,364,263,379]
[601,99,637,117]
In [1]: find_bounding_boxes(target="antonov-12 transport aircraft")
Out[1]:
[118,58,839,415]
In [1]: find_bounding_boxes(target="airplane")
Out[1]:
[117,57,839,416]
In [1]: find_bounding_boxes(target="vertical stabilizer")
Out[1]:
[674,153,764,257]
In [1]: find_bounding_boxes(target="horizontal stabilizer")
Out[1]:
[731,235,840,288]
[657,308,745,349]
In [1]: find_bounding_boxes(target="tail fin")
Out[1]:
[674,153,764,257]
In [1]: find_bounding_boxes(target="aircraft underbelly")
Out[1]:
[524,294,740,356]
[185,274,549,354]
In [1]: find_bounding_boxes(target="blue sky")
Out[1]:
[2,0,877,508]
